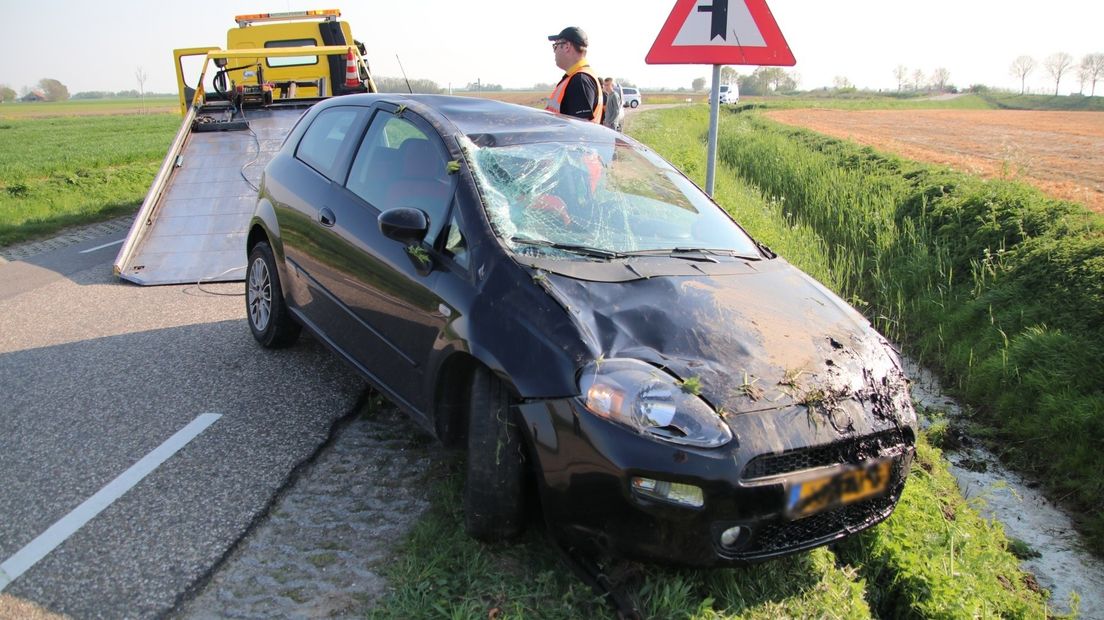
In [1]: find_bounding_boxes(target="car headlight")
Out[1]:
[578,358,733,448]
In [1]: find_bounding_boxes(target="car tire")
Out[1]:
[463,366,526,541]
[246,241,301,348]
[630,100,639,108]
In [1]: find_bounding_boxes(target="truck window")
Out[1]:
[265,39,318,67]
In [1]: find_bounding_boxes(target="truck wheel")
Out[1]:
[630,100,639,108]
[246,242,301,348]
[463,366,526,541]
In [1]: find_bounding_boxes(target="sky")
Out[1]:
[1,0,1102,96]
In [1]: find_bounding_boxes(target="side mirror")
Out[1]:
[378,207,429,245]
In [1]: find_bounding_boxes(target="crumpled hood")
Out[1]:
[538,258,915,444]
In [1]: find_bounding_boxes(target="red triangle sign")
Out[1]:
[647,0,795,66]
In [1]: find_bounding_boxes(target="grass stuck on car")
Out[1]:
[245,94,917,566]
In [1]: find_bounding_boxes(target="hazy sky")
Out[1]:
[1,0,1101,96]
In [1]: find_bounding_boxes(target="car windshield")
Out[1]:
[461,138,761,259]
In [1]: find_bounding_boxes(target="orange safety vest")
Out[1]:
[546,64,604,123]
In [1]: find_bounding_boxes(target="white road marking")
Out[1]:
[78,239,124,254]
[0,413,222,591]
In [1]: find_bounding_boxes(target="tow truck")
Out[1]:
[114,9,377,285]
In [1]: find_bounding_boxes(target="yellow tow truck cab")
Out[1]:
[116,9,378,285]
[173,8,376,114]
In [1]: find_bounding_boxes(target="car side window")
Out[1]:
[346,112,455,243]
[443,212,469,270]
[295,107,362,181]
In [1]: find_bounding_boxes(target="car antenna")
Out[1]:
[395,54,413,93]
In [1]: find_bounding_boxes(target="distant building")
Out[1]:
[21,89,47,102]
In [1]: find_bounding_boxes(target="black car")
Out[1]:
[245,94,916,566]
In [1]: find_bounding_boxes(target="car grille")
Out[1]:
[741,428,909,480]
[740,492,899,558]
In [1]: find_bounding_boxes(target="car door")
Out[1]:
[271,104,369,339]
[316,103,461,414]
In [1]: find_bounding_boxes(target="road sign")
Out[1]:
[647,0,795,66]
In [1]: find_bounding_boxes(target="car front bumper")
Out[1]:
[516,398,914,567]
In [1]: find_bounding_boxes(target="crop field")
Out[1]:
[0,96,179,118]
[764,107,1104,213]
[1,99,1093,617]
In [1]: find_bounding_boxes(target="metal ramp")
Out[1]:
[114,106,307,285]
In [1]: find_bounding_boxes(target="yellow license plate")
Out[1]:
[786,458,892,519]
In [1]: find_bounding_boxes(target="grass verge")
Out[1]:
[0,113,178,246]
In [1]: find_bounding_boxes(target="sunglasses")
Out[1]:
[552,41,571,50]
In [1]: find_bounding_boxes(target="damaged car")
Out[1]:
[245,94,917,566]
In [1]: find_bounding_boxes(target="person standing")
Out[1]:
[601,78,624,131]
[545,27,603,123]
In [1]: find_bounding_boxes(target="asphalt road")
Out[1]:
[0,222,368,618]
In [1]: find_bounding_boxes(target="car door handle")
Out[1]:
[318,207,336,227]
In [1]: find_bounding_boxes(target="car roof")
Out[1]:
[316,93,614,147]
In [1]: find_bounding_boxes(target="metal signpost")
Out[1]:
[646,0,795,196]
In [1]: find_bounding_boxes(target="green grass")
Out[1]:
[979,92,1104,111]
[735,92,996,111]
[0,113,179,245]
[0,96,179,118]
[656,104,1104,555]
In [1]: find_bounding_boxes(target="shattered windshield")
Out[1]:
[461,137,761,259]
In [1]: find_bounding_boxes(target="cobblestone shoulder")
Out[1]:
[175,404,435,620]
[0,215,135,263]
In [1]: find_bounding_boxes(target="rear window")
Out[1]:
[623,88,638,95]
[265,39,318,68]
[296,107,363,181]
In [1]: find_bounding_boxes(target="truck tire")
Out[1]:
[246,242,301,348]
[463,366,526,541]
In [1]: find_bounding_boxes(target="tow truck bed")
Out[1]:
[114,104,308,285]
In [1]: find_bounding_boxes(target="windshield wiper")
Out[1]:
[510,237,625,260]
[621,247,763,262]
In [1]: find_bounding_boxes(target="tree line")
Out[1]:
[1010,53,1104,96]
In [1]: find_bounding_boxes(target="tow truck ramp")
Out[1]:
[114,104,308,285]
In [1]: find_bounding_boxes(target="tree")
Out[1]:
[931,67,951,92]
[1009,56,1035,95]
[720,66,739,86]
[692,77,706,91]
[912,69,925,92]
[37,78,69,101]
[893,65,908,92]
[737,67,797,96]
[1044,52,1073,95]
[832,75,853,91]
[0,84,15,102]
[135,66,147,112]
[1081,53,1104,96]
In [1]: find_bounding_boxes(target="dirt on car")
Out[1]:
[763,108,1104,214]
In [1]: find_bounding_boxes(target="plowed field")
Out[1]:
[764,109,1104,214]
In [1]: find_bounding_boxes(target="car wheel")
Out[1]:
[246,241,301,348]
[630,100,639,108]
[463,366,526,541]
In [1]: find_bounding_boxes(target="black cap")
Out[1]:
[548,26,588,48]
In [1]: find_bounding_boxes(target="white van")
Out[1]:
[718,83,739,104]
[620,87,641,108]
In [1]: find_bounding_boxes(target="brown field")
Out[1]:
[764,109,1104,214]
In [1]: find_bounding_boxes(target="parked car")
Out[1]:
[719,83,739,105]
[620,86,641,108]
[245,94,916,566]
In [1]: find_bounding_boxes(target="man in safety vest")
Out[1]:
[546,27,604,123]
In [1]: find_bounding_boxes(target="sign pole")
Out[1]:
[706,64,721,197]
